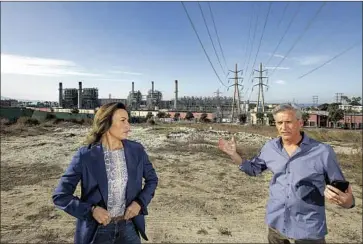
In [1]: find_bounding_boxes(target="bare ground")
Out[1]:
[1,123,362,243]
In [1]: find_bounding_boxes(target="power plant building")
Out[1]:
[59,82,99,109]
[57,79,238,114]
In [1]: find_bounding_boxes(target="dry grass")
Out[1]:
[25,206,61,222]
[156,122,362,144]
[219,227,232,236]
[0,116,94,138]
[304,128,362,144]
[0,162,64,191]
[156,132,262,161]
[1,123,362,243]
[197,228,209,235]
[337,152,363,186]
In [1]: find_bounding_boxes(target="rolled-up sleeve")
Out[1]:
[323,145,346,183]
[323,145,355,208]
[239,145,268,176]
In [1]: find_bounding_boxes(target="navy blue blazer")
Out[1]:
[52,139,158,244]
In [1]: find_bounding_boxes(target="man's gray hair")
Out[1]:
[272,103,302,120]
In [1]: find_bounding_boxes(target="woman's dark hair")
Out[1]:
[84,102,127,145]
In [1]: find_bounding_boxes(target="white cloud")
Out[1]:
[274,80,286,85]
[1,53,100,77]
[265,66,290,70]
[267,53,287,59]
[109,70,143,76]
[91,78,135,82]
[293,55,330,66]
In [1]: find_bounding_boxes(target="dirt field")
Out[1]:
[1,122,362,243]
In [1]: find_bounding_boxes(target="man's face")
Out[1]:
[274,110,303,140]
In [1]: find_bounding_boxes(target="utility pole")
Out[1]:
[313,95,318,107]
[312,95,320,127]
[228,63,243,123]
[214,88,222,109]
[335,93,343,103]
[214,88,222,100]
[214,89,222,122]
[252,63,269,113]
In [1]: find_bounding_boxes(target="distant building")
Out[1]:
[305,111,362,129]
[98,98,128,106]
[1,99,18,107]
[338,104,363,113]
[329,114,363,129]
[59,82,99,109]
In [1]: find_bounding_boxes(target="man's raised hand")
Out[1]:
[218,136,237,156]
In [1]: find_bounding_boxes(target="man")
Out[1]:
[218,103,354,244]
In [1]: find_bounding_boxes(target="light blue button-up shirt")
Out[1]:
[239,132,346,240]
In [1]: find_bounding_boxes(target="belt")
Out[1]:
[110,215,126,223]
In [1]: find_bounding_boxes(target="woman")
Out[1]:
[52,102,158,244]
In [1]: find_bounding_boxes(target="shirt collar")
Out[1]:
[275,131,310,150]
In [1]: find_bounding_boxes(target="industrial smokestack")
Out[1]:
[132,82,134,94]
[174,80,178,110]
[59,82,63,108]
[78,81,82,109]
[109,93,111,99]
[151,81,154,109]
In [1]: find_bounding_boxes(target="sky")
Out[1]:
[1,1,362,104]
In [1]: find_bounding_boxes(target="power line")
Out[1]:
[265,2,302,66]
[246,2,272,84]
[242,3,254,71]
[198,2,226,76]
[269,2,327,78]
[208,2,228,69]
[181,2,227,88]
[297,40,362,79]
[247,83,255,101]
[276,2,290,29]
[242,4,260,85]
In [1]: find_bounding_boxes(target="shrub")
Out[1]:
[17,117,40,126]
[147,119,156,125]
[46,113,56,120]
[0,118,14,126]
[185,111,194,120]
[71,108,79,114]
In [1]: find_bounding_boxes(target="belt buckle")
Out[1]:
[111,215,125,223]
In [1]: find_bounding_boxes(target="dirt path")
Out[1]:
[1,125,362,243]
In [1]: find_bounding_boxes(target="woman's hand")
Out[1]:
[124,201,141,220]
[92,206,111,226]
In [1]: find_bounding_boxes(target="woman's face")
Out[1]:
[108,109,130,140]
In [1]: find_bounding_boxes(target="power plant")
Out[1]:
[57,80,249,117]
[58,82,99,109]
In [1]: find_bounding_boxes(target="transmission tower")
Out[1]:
[252,63,269,113]
[227,63,243,122]
[335,93,343,103]
[214,89,223,121]
[313,95,318,108]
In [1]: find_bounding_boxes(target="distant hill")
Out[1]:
[1,96,12,100]
[1,96,57,103]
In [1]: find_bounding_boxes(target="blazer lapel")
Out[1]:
[122,139,133,203]
[90,144,108,207]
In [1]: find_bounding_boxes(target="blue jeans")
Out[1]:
[90,220,141,244]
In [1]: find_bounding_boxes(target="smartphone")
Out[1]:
[330,180,349,192]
